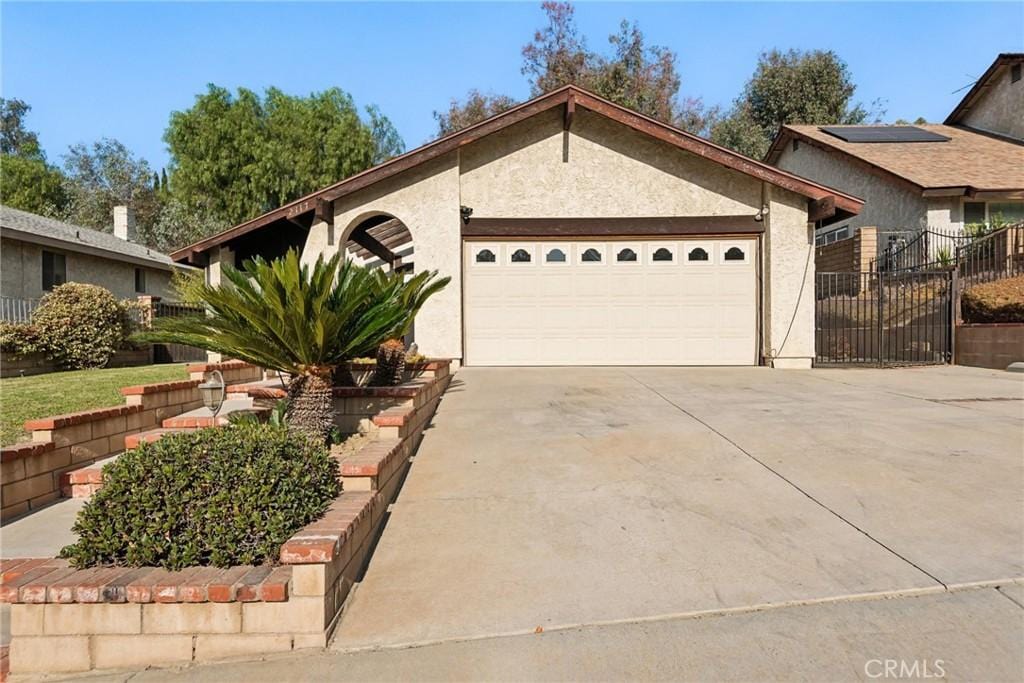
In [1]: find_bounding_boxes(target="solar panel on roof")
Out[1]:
[819,126,950,143]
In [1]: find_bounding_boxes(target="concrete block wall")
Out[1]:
[815,226,878,274]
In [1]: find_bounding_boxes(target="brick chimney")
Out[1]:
[113,206,136,241]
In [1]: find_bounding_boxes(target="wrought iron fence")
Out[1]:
[815,271,953,366]
[0,297,41,322]
[151,300,207,363]
[955,224,1024,288]
[872,227,973,273]
[872,224,1024,278]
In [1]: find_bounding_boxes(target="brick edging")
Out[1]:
[23,404,144,431]
[121,379,201,396]
[0,559,291,605]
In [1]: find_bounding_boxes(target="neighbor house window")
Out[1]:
[135,268,147,293]
[42,250,66,291]
[964,200,1024,229]
[814,225,850,246]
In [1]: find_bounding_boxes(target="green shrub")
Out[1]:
[0,321,42,356]
[60,424,340,569]
[31,283,136,369]
[962,275,1024,323]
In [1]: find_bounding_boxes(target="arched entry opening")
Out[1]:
[344,213,414,274]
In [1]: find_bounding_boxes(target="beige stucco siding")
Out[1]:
[774,143,927,234]
[303,154,463,360]
[460,109,761,217]
[294,109,820,366]
[763,188,815,367]
[961,67,1024,141]
[1,237,173,301]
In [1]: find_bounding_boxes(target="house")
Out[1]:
[171,85,863,369]
[1,205,183,304]
[765,53,1024,248]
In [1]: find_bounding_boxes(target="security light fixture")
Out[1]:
[198,370,226,418]
[460,205,474,224]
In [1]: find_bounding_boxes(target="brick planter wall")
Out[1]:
[955,323,1024,370]
[0,361,264,524]
[2,361,453,675]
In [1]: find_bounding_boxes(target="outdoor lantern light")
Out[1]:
[198,370,226,418]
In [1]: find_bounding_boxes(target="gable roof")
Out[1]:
[765,124,1024,195]
[945,53,1024,126]
[172,85,863,263]
[0,205,181,271]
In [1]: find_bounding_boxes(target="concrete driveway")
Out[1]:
[125,365,1024,682]
[333,365,1022,649]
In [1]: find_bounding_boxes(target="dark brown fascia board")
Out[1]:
[461,216,765,238]
[172,85,862,262]
[945,53,1024,125]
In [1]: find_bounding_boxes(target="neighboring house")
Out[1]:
[172,85,862,369]
[1,205,183,303]
[765,53,1024,247]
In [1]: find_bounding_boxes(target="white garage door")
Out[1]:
[464,239,758,366]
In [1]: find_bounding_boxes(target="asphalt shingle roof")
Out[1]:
[0,205,177,270]
[775,124,1024,191]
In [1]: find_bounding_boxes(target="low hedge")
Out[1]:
[962,275,1024,323]
[61,424,340,570]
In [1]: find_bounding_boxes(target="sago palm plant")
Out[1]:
[138,249,448,443]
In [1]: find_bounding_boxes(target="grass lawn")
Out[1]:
[1,364,189,446]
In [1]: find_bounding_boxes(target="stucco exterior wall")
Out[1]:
[763,188,815,368]
[303,154,463,360]
[774,142,928,236]
[1,237,173,301]
[960,67,1024,141]
[925,196,963,232]
[460,108,762,216]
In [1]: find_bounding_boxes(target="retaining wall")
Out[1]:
[2,361,452,675]
[0,361,263,523]
[955,323,1024,370]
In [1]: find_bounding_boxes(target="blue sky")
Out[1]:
[2,2,1022,169]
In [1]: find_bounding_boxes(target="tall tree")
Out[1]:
[164,85,405,227]
[433,90,519,137]
[521,1,590,94]
[711,49,882,159]
[61,138,162,241]
[0,98,69,216]
[438,2,716,137]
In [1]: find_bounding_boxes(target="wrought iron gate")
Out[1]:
[815,271,953,366]
[151,301,207,363]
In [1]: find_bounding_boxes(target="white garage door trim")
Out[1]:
[463,238,759,367]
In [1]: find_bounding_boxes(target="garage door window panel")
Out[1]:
[578,245,606,265]
[648,244,677,265]
[720,242,751,265]
[613,243,642,265]
[473,247,499,265]
[684,243,714,265]
[543,245,570,266]
[509,246,535,264]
